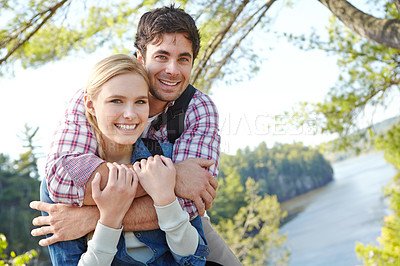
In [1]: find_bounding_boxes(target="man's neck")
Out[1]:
[148,95,169,117]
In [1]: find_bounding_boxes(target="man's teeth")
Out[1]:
[161,80,178,86]
[116,124,136,130]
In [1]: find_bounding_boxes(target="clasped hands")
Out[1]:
[30,157,218,246]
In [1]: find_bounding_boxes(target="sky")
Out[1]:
[1,0,397,177]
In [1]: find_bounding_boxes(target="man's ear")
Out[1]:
[84,94,96,116]
[136,50,145,65]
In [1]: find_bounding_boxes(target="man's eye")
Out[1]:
[111,99,122,103]
[156,55,167,60]
[136,100,147,104]
[179,58,189,62]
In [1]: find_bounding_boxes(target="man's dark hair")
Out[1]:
[134,5,200,62]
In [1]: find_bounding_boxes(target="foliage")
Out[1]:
[219,142,333,201]
[0,0,167,75]
[375,123,400,171]
[0,233,38,266]
[355,123,400,265]
[0,125,41,255]
[208,168,246,224]
[287,2,400,151]
[0,0,286,92]
[3,1,396,93]
[215,178,288,265]
[210,142,331,263]
[284,2,400,264]
[355,173,400,265]
[189,0,278,92]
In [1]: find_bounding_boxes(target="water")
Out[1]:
[280,152,397,266]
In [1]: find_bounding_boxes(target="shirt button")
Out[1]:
[153,248,157,253]
[136,233,141,238]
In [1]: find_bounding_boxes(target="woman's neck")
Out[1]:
[103,142,133,165]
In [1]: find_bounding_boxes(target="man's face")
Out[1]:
[138,33,193,103]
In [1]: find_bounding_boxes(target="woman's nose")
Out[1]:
[123,104,137,119]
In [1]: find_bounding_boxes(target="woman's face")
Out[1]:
[86,73,149,147]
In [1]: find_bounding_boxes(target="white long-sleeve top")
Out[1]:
[78,199,199,265]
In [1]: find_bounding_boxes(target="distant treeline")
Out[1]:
[219,142,333,202]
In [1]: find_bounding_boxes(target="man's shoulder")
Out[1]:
[189,86,218,112]
[67,88,85,108]
[65,88,87,121]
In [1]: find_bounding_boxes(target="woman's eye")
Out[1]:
[111,99,122,103]
[136,100,147,104]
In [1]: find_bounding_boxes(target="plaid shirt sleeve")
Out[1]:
[172,90,220,176]
[145,89,221,219]
[45,89,104,206]
[174,90,221,219]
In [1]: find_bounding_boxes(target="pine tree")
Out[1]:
[215,178,289,265]
[0,124,41,254]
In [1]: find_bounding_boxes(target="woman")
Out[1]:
[55,54,208,265]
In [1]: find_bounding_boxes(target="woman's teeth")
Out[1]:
[116,124,136,130]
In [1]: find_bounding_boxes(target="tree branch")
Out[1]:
[394,0,400,15]
[0,0,69,66]
[192,0,251,85]
[201,1,275,92]
[318,0,400,49]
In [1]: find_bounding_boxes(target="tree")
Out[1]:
[208,168,247,224]
[295,2,400,264]
[318,0,400,49]
[288,1,399,150]
[1,1,398,92]
[354,124,400,265]
[0,125,41,255]
[0,0,152,76]
[219,142,333,201]
[355,173,400,265]
[0,0,280,92]
[215,178,288,265]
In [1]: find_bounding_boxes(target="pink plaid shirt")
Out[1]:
[45,88,220,219]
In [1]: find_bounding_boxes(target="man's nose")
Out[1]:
[165,60,179,77]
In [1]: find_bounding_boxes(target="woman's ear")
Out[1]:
[84,94,96,116]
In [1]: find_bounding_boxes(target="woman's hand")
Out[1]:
[133,155,176,207]
[92,162,138,229]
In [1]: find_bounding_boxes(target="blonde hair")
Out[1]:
[85,54,149,160]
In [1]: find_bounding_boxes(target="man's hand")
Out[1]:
[174,158,218,216]
[30,201,99,246]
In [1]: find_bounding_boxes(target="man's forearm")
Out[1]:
[83,163,147,205]
[82,195,158,231]
[122,195,159,231]
[82,163,158,231]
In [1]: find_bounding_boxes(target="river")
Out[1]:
[280,152,397,266]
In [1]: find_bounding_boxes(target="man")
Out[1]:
[31,5,241,265]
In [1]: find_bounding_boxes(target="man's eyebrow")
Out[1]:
[155,50,192,59]
[155,50,170,55]
[179,52,192,59]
